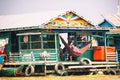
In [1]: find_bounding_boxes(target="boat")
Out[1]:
[0,65,24,76]
[0,10,119,76]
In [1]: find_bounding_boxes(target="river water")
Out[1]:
[0,75,120,80]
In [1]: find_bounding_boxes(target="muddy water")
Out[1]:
[0,75,120,80]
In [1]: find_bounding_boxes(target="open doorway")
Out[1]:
[11,31,19,53]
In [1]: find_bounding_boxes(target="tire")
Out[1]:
[25,65,35,76]
[80,58,92,65]
[55,63,67,76]
[107,69,116,75]
[89,69,98,75]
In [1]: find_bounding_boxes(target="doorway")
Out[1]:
[11,31,18,53]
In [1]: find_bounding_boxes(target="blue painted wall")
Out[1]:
[99,20,114,28]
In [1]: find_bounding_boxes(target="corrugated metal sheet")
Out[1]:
[102,14,120,27]
[0,10,94,30]
[109,29,120,32]
[106,29,120,34]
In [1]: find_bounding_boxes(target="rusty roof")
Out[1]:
[109,29,120,32]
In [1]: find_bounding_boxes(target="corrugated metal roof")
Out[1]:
[0,10,95,31]
[102,14,120,27]
[106,29,120,34]
[109,29,120,32]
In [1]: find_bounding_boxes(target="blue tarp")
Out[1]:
[0,56,4,64]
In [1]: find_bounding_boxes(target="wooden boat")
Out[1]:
[59,35,91,57]
[0,65,24,76]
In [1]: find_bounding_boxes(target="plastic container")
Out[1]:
[106,47,116,61]
[93,46,105,61]
[93,46,116,61]
[106,47,115,52]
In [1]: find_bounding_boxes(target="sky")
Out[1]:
[0,0,118,25]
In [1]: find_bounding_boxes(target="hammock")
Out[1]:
[59,35,91,57]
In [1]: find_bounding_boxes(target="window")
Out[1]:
[31,35,41,49]
[43,34,55,49]
[76,33,91,48]
[19,33,55,50]
[20,35,30,49]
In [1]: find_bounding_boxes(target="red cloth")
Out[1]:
[0,50,8,62]
[0,51,3,55]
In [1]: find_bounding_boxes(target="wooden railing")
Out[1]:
[8,52,58,62]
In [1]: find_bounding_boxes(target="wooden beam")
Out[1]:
[68,65,117,69]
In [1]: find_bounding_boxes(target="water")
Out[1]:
[0,75,120,80]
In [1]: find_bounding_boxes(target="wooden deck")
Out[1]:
[4,61,119,66]
[68,65,117,69]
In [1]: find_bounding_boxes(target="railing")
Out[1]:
[8,52,58,62]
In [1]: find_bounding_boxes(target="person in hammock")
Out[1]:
[69,42,80,61]
[59,35,91,58]
[70,43,80,54]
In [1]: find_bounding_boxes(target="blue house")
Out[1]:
[99,14,120,61]
[99,14,120,28]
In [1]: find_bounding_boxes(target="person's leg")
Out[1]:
[69,55,72,62]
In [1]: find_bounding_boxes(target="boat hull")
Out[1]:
[0,65,24,76]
